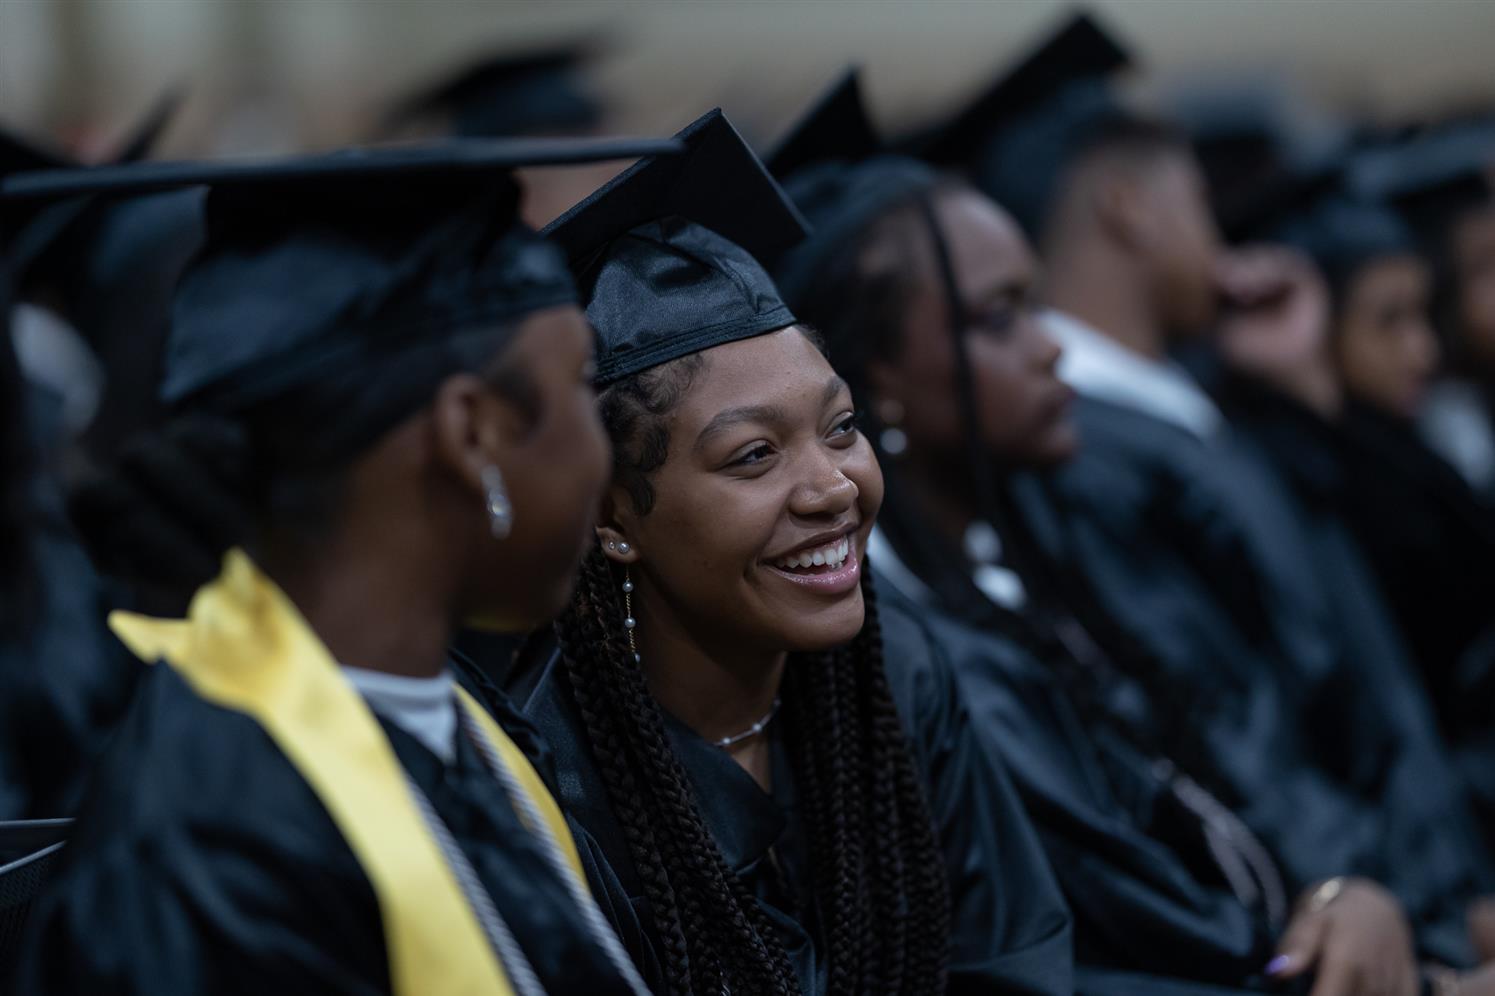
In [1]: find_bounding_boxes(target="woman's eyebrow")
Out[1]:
[694,404,787,452]
[822,375,849,408]
[694,377,850,452]
[970,275,1029,309]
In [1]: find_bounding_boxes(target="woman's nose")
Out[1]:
[789,453,859,517]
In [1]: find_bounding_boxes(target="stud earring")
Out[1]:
[618,541,630,555]
[622,568,640,663]
[877,398,908,457]
[607,541,616,550]
[479,465,512,539]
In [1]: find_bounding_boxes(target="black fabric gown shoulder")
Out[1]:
[1334,400,1495,847]
[11,658,641,995]
[1223,383,1495,858]
[1018,393,1494,968]
[875,576,1276,994]
[504,595,1075,996]
[0,472,140,820]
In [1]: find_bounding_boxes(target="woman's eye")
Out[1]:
[731,443,775,467]
[969,307,1018,337]
[829,413,860,438]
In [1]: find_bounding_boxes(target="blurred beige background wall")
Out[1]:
[3,0,1494,158]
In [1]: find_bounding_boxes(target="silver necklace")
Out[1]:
[711,699,782,749]
[619,565,781,752]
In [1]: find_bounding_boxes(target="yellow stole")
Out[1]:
[110,548,585,996]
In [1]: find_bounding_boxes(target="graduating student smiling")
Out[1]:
[505,110,1074,996]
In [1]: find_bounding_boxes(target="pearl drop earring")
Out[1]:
[622,569,639,663]
[480,465,513,539]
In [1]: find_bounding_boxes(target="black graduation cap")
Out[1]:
[2,88,182,287]
[912,10,1129,164]
[1264,186,1415,301]
[764,69,882,180]
[762,70,941,308]
[1166,83,1347,241]
[382,44,601,139]
[905,9,1134,238]
[3,136,681,465]
[543,109,808,388]
[1361,122,1495,256]
[1223,132,1348,243]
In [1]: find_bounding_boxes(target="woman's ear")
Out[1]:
[429,371,530,496]
[595,485,641,565]
[1093,170,1156,253]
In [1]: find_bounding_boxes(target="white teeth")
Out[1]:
[774,536,853,571]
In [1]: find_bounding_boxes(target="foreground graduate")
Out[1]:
[768,68,1462,996]
[9,138,677,995]
[502,110,1074,995]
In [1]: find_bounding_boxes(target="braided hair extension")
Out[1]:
[787,178,1222,788]
[552,350,951,995]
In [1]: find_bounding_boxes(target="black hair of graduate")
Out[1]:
[545,108,950,995]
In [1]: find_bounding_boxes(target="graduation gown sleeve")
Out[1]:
[0,477,141,820]
[1019,396,1492,967]
[876,594,1075,996]
[882,579,1277,991]
[14,663,391,995]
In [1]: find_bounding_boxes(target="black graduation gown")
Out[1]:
[872,576,1276,994]
[1334,400,1495,845]
[1019,393,1493,967]
[11,659,641,995]
[0,473,139,820]
[503,597,1075,996]
[1222,382,1495,857]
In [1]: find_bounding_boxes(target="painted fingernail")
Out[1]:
[1265,954,1293,976]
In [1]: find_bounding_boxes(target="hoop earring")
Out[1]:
[622,568,640,664]
[480,465,512,539]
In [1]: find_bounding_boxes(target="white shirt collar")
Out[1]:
[1044,309,1223,440]
[343,666,458,765]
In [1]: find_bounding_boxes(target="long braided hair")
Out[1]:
[552,351,950,996]
[788,177,1220,783]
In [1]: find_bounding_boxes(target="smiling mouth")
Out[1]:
[771,534,852,573]
[763,531,861,594]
